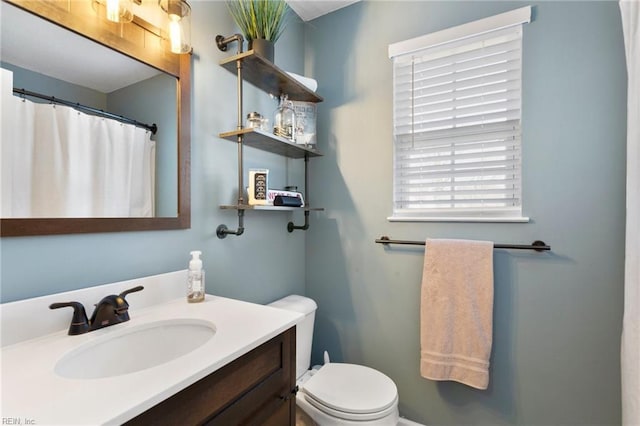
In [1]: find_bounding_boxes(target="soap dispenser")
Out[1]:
[187,250,205,303]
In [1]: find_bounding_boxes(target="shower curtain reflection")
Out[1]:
[1,84,156,218]
[620,1,639,424]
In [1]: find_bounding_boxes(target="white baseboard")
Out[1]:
[398,417,425,426]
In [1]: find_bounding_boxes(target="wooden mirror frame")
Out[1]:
[0,0,190,236]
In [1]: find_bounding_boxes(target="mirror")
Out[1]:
[0,0,190,236]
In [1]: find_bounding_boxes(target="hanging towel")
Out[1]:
[420,238,494,390]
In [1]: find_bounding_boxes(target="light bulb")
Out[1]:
[169,16,182,54]
[106,0,120,22]
[160,0,191,54]
[102,0,132,23]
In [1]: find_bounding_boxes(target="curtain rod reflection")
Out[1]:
[13,88,158,135]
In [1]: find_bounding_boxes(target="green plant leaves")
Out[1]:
[226,0,290,42]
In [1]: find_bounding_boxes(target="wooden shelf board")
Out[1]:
[220,51,323,103]
[220,204,324,212]
[219,128,322,159]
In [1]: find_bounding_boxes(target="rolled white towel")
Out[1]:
[286,71,318,92]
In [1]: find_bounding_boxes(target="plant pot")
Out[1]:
[248,38,274,63]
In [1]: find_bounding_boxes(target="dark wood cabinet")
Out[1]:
[125,327,296,425]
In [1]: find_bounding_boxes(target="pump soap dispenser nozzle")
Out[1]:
[187,250,205,303]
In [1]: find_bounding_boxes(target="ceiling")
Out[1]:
[286,0,361,22]
[0,2,161,93]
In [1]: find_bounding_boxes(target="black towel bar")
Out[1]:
[375,236,550,252]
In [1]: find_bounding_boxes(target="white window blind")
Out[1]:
[389,7,531,221]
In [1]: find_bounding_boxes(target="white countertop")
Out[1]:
[0,273,302,425]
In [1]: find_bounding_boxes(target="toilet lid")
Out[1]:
[300,363,398,416]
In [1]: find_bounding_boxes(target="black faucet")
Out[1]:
[50,285,144,335]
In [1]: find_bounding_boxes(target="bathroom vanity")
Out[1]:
[0,271,302,425]
[126,327,296,425]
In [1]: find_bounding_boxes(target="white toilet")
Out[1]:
[269,295,400,426]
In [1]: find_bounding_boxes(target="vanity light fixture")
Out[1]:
[159,0,192,54]
[94,0,134,23]
[108,0,133,22]
[93,0,191,55]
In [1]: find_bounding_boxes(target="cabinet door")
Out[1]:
[125,327,296,426]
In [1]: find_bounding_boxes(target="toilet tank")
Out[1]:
[268,295,317,380]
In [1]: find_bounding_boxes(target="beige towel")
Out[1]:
[420,238,494,390]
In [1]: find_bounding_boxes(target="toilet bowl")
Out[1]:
[268,295,399,426]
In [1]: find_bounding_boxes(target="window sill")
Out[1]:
[387,216,530,223]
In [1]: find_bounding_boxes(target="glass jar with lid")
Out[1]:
[273,94,296,142]
[246,111,264,129]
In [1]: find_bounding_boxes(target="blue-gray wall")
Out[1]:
[305,1,626,424]
[2,62,107,109]
[0,2,307,305]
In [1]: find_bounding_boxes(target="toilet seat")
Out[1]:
[299,363,398,421]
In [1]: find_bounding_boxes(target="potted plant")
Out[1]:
[226,0,290,62]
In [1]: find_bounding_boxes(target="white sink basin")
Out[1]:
[55,319,216,379]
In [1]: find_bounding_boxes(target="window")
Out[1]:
[388,7,531,222]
